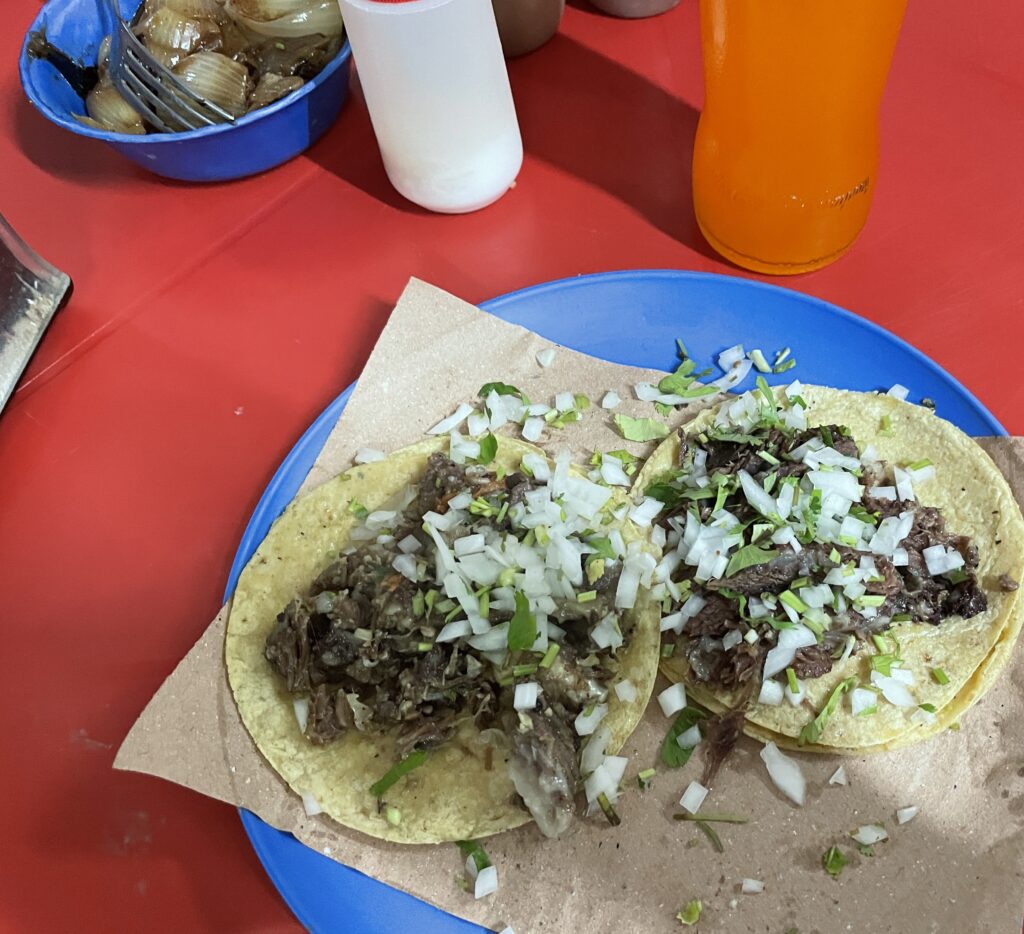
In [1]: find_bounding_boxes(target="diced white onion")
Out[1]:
[428,403,473,435]
[601,391,621,410]
[522,416,545,443]
[391,553,419,581]
[851,824,889,845]
[354,447,385,464]
[759,741,806,806]
[301,792,322,817]
[658,682,688,717]
[474,865,498,899]
[465,411,489,437]
[758,680,784,706]
[660,611,684,633]
[718,344,746,371]
[722,629,743,651]
[784,679,804,707]
[712,357,752,390]
[628,496,664,527]
[849,687,877,715]
[513,682,539,710]
[590,614,624,650]
[676,724,702,749]
[869,485,897,501]
[574,703,608,736]
[554,391,575,413]
[536,347,557,368]
[580,725,611,774]
[398,535,422,554]
[894,466,916,502]
[829,766,848,786]
[614,679,637,703]
[738,469,777,517]
[762,625,817,680]
[923,544,965,576]
[600,457,632,487]
[454,534,486,556]
[436,619,472,642]
[896,806,919,824]
[293,697,309,733]
[887,384,909,400]
[741,879,764,895]
[870,670,916,707]
[679,780,709,814]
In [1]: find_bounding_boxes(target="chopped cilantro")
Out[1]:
[660,707,706,768]
[348,500,369,520]
[823,845,848,878]
[931,667,950,685]
[539,643,561,668]
[614,413,670,442]
[785,668,799,693]
[919,702,937,713]
[637,768,656,790]
[455,839,491,874]
[725,542,779,579]
[475,432,498,465]
[507,592,537,651]
[478,381,524,401]
[798,678,857,745]
[676,898,703,926]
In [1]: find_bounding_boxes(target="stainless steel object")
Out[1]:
[102,0,234,132]
[0,214,72,415]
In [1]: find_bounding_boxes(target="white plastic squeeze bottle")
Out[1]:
[339,0,524,213]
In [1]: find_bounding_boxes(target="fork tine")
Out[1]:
[113,66,192,132]
[121,46,221,127]
[121,28,235,123]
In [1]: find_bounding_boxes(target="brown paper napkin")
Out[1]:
[116,280,1024,934]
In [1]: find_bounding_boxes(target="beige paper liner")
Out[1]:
[116,279,1024,934]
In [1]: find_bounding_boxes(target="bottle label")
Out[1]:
[823,177,870,210]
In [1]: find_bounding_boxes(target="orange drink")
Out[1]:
[693,0,907,274]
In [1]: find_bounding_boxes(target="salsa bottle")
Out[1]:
[692,0,908,274]
[339,0,523,213]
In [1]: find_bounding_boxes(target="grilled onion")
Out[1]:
[137,7,222,53]
[249,73,304,110]
[224,0,343,38]
[85,79,146,134]
[172,51,251,117]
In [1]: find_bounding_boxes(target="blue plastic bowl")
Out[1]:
[20,0,352,182]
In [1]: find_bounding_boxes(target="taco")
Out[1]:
[633,382,1023,767]
[226,435,660,843]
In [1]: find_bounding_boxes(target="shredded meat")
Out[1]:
[790,644,835,680]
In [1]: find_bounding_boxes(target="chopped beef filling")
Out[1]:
[656,418,988,693]
[264,451,631,837]
[650,389,996,780]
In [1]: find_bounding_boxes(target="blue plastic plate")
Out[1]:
[224,270,1005,934]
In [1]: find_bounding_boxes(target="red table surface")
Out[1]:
[2,1,1023,931]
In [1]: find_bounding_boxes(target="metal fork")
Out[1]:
[102,0,234,132]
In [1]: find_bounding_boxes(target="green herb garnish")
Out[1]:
[370,750,428,798]
[823,845,849,878]
[596,792,621,826]
[614,413,670,442]
[785,668,800,694]
[660,707,706,768]
[539,643,561,668]
[799,678,857,745]
[931,667,950,685]
[476,432,498,465]
[507,592,537,651]
[478,381,524,401]
[455,839,492,873]
[725,543,779,579]
[348,500,369,520]
[637,768,656,790]
[676,898,703,926]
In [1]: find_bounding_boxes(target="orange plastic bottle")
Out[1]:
[693,0,908,275]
